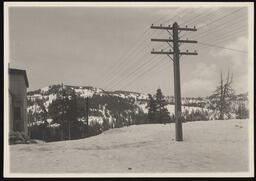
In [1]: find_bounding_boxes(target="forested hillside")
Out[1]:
[26,84,249,142]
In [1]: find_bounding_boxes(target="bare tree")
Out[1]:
[210,71,235,120]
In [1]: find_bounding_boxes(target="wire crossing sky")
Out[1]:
[8,5,250,97]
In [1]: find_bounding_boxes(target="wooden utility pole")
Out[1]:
[61,83,64,140]
[68,115,71,140]
[150,22,197,141]
[86,97,89,126]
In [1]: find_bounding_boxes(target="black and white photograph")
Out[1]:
[3,2,254,177]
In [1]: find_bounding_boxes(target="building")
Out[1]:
[9,68,29,136]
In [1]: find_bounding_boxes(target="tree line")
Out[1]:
[26,72,249,143]
[27,86,148,142]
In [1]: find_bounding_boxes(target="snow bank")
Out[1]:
[9,119,249,174]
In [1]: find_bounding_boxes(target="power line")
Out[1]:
[182,14,247,41]
[100,31,151,85]
[182,23,247,51]
[103,8,192,89]
[123,8,247,87]
[104,43,166,90]
[195,27,248,49]
[103,25,176,87]
[179,8,215,26]
[108,55,158,89]
[106,9,201,89]
[181,7,227,27]
[99,8,183,86]
[122,56,168,90]
[160,8,192,25]
[180,7,245,38]
[107,45,170,90]
[198,7,244,29]
[197,41,248,53]
[105,7,247,93]
[103,39,153,87]
[152,8,181,25]
[112,7,248,93]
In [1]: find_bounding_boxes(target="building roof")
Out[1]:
[9,68,29,88]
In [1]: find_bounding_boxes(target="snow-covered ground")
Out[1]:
[138,103,210,114]
[166,104,210,114]
[9,119,249,174]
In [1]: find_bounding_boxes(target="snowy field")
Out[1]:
[9,119,249,174]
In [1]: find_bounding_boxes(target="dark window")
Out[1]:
[14,106,21,120]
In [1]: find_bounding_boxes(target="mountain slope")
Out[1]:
[26,84,248,128]
[27,84,149,127]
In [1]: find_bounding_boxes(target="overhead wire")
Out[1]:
[104,8,193,90]
[99,9,182,86]
[105,7,248,93]
[108,44,170,90]
[102,10,185,88]
[197,42,248,53]
[116,7,248,92]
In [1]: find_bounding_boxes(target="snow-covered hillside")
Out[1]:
[27,84,149,127]
[9,119,249,174]
[26,84,248,128]
[166,105,209,114]
[27,84,147,102]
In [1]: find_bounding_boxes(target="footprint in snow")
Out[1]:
[235,124,243,128]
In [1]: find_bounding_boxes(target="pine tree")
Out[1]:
[68,90,79,139]
[147,89,170,124]
[155,88,170,124]
[236,103,249,119]
[102,118,110,131]
[146,94,157,123]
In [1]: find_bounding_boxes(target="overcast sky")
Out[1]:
[8,5,249,97]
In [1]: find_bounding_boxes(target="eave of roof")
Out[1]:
[9,68,29,88]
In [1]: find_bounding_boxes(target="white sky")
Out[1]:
[8,5,250,97]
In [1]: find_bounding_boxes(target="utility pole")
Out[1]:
[68,113,71,140]
[86,97,89,126]
[61,83,64,140]
[150,22,197,141]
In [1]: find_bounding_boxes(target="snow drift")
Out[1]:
[9,119,249,174]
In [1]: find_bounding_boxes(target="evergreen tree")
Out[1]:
[190,109,195,121]
[147,89,170,124]
[48,89,82,140]
[146,94,157,123]
[184,109,190,122]
[236,103,249,119]
[155,88,170,124]
[102,118,110,131]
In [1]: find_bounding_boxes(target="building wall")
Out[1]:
[9,93,13,133]
[9,74,28,136]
